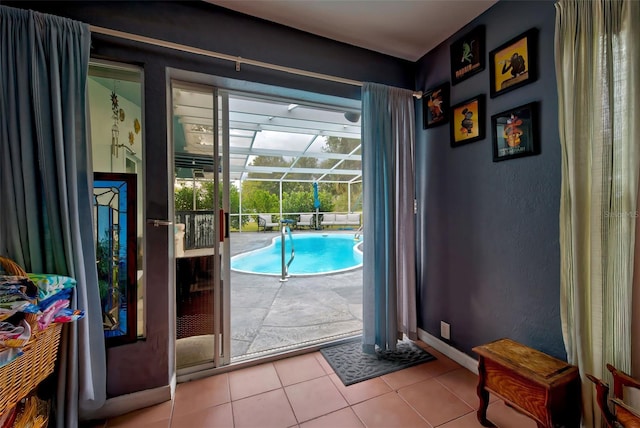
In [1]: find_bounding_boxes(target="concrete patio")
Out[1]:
[229,229,363,361]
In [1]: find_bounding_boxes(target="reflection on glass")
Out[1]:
[88,60,145,341]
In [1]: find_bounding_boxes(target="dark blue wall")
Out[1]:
[414,0,565,360]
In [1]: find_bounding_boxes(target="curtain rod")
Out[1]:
[89,25,423,99]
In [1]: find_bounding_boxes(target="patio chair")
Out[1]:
[257,214,278,232]
[298,213,314,229]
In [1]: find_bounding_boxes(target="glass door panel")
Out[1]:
[172,81,229,372]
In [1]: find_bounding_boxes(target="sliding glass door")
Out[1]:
[172,81,231,373]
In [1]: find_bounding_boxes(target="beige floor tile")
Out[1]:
[274,353,327,386]
[486,401,538,428]
[434,368,486,408]
[170,403,233,428]
[314,351,335,374]
[173,373,230,416]
[284,376,349,422]
[398,378,474,426]
[381,358,454,391]
[328,373,392,405]
[299,407,365,428]
[352,392,432,428]
[438,411,486,428]
[232,389,297,428]
[107,401,173,427]
[228,362,282,400]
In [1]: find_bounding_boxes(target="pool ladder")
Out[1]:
[280,224,295,282]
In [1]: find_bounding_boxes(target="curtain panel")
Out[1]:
[362,82,417,353]
[0,6,106,426]
[555,0,640,426]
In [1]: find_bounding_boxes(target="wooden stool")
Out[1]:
[473,338,581,427]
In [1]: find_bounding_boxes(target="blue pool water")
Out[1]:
[231,233,363,276]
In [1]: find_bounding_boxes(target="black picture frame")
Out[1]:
[489,28,538,98]
[423,82,450,129]
[491,102,540,162]
[450,94,485,147]
[450,26,485,85]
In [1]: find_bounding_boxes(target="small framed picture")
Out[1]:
[491,102,539,162]
[423,82,450,129]
[450,26,485,85]
[489,28,538,98]
[450,95,485,147]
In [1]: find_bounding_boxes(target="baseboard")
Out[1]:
[82,384,172,421]
[418,328,479,375]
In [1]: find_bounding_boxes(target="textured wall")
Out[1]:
[414,0,565,359]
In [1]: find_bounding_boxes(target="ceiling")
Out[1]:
[173,85,362,185]
[206,0,497,61]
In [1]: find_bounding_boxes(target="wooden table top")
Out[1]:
[473,338,577,386]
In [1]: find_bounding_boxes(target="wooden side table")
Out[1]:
[473,338,581,428]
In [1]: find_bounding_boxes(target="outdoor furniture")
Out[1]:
[320,213,361,228]
[298,213,315,229]
[588,364,640,428]
[257,214,278,232]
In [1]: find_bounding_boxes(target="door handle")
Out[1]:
[147,219,173,227]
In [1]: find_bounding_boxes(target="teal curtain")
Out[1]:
[0,6,106,426]
[362,82,417,353]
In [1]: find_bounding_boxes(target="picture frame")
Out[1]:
[489,28,538,98]
[450,26,485,85]
[94,172,138,346]
[491,102,539,162]
[423,82,450,129]
[450,94,485,147]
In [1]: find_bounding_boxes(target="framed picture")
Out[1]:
[423,82,450,129]
[450,26,485,85]
[491,102,539,162]
[450,95,485,147]
[94,172,138,346]
[489,28,538,98]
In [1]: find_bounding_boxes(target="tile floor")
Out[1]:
[99,342,537,428]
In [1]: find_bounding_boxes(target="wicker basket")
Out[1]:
[0,256,63,416]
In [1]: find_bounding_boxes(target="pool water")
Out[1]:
[231,233,363,276]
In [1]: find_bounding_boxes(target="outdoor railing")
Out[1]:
[175,210,216,250]
[175,210,362,250]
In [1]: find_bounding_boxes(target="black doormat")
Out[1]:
[320,338,436,386]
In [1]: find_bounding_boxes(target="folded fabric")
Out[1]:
[38,287,72,311]
[0,319,31,348]
[38,299,69,330]
[27,273,76,300]
[0,275,38,300]
[53,308,85,323]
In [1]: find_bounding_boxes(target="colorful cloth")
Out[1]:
[26,273,76,300]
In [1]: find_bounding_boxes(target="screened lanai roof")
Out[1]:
[172,87,362,184]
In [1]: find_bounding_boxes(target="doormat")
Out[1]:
[320,338,436,386]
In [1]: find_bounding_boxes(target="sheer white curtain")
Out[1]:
[555,0,640,425]
[361,82,417,353]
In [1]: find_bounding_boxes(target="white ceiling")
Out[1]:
[206,0,497,61]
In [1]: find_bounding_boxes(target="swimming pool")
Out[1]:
[231,233,363,276]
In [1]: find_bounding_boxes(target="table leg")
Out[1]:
[476,356,494,426]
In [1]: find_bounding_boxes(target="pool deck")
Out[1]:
[229,229,363,361]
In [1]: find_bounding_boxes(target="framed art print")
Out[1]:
[450,95,485,147]
[491,102,539,161]
[450,26,485,85]
[489,28,538,98]
[423,82,450,129]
